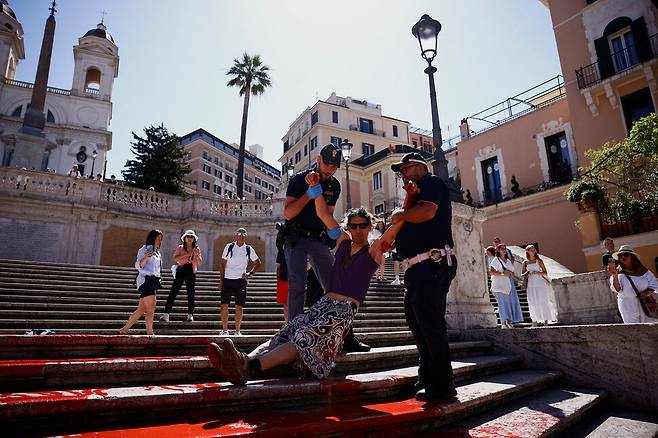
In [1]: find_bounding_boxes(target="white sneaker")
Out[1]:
[234,331,242,336]
[219,330,229,336]
[187,314,194,322]
[159,313,170,322]
[390,278,401,285]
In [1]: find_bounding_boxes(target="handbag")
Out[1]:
[171,264,178,279]
[623,273,658,319]
[490,257,512,295]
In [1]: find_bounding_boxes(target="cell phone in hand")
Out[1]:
[145,245,154,252]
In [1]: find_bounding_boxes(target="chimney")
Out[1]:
[459,118,470,140]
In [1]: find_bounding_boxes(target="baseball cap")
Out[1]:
[391,152,428,172]
[236,228,247,236]
[320,144,342,168]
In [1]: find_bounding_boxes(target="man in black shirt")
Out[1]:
[601,237,617,268]
[391,152,457,401]
[284,143,370,352]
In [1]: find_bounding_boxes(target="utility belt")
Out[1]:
[403,245,456,269]
[283,222,332,247]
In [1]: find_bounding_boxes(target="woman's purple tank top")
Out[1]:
[327,240,379,304]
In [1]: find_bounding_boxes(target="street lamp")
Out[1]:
[89,150,98,178]
[286,164,295,180]
[412,14,462,202]
[340,139,353,210]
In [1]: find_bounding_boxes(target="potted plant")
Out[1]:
[564,180,607,211]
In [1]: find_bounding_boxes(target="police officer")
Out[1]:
[390,152,457,401]
[284,143,370,352]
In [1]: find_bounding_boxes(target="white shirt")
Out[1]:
[222,241,259,279]
[610,270,658,323]
[134,245,162,289]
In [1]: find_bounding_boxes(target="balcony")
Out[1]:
[576,33,658,89]
[476,175,575,208]
[348,124,386,138]
[2,77,71,96]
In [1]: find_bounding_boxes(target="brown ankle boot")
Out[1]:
[208,342,223,373]
[219,338,249,386]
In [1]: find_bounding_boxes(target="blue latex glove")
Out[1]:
[306,184,322,199]
[327,227,341,240]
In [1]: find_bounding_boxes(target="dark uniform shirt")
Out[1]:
[602,251,618,268]
[396,173,453,259]
[286,168,341,232]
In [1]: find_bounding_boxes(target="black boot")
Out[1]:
[341,328,370,352]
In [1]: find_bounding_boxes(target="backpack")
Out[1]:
[227,242,251,259]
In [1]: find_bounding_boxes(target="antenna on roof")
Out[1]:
[49,0,57,16]
[100,9,108,24]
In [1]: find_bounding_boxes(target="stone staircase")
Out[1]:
[0,258,645,436]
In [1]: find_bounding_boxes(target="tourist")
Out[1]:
[119,230,163,336]
[208,181,402,386]
[489,243,523,329]
[601,237,616,268]
[160,230,202,323]
[608,245,658,323]
[218,228,261,336]
[282,143,369,352]
[275,223,289,323]
[67,164,81,179]
[390,248,404,285]
[485,246,496,267]
[522,245,556,326]
[368,221,387,281]
[107,174,117,184]
[95,173,103,182]
[493,237,513,260]
[390,152,457,401]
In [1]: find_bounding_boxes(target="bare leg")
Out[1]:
[120,299,146,333]
[143,295,156,335]
[257,342,299,372]
[247,338,278,359]
[220,304,229,331]
[378,256,386,279]
[235,305,243,332]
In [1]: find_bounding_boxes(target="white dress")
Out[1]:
[610,270,658,323]
[525,261,556,322]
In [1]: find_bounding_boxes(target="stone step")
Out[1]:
[0,347,512,392]
[0,333,451,359]
[560,407,658,437]
[0,369,562,435]
[438,387,606,437]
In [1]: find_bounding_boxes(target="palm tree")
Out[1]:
[226,53,272,198]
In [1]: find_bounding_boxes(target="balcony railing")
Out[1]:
[2,77,72,96]
[476,176,575,208]
[348,124,387,137]
[576,33,658,89]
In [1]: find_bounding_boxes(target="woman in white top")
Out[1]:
[119,229,164,335]
[368,221,387,281]
[522,245,556,326]
[608,245,658,324]
[489,244,524,328]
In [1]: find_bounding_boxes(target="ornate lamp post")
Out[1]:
[89,150,98,178]
[412,14,462,201]
[340,139,353,209]
[286,164,295,180]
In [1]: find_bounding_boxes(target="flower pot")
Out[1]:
[577,199,596,211]
[639,215,658,233]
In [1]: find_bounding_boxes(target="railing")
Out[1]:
[84,87,100,96]
[348,124,387,137]
[0,168,282,221]
[2,77,74,97]
[475,177,574,208]
[576,33,657,89]
[599,210,658,238]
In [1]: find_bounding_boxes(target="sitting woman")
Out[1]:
[208,172,403,386]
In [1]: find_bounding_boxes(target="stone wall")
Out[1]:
[462,324,658,412]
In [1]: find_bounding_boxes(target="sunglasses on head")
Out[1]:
[348,222,370,230]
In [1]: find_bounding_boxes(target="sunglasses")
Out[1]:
[618,253,631,259]
[348,223,370,230]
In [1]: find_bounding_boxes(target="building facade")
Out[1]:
[455,0,658,273]
[0,2,118,177]
[180,128,281,200]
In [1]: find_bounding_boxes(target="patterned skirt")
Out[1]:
[271,295,355,379]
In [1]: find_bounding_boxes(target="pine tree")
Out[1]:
[122,124,191,195]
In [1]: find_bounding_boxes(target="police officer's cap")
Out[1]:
[319,144,342,168]
[391,152,428,172]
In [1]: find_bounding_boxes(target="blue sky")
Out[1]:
[11,0,561,177]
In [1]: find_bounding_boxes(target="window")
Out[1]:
[213,184,222,195]
[201,180,210,190]
[544,132,573,183]
[362,143,374,157]
[311,111,318,126]
[202,151,211,161]
[186,152,192,161]
[214,169,222,178]
[621,87,655,133]
[202,164,212,174]
[359,118,374,134]
[375,204,385,215]
[225,190,233,198]
[225,174,233,184]
[609,29,638,73]
[412,140,418,147]
[481,156,502,204]
[283,140,289,152]
[310,136,318,151]
[332,111,338,123]
[214,157,220,165]
[255,176,261,185]
[330,136,341,146]
[422,142,432,154]
[245,185,252,193]
[373,171,383,191]
[255,190,262,200]
[47,110,55,124]
[392,125,398,137]
[295,151,301,163]
[304,144,308,156]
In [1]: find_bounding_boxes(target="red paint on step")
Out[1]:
[468,407,562,437]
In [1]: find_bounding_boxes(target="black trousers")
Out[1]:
[404,257,457,391]
[164,264,196,314]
